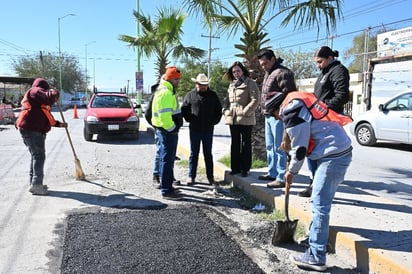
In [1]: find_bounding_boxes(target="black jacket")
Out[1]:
[314,60,350,114]
[181,88,222,132]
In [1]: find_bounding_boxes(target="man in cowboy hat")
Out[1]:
[181,73,222,186]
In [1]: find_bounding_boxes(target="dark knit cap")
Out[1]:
[265,92,286,114]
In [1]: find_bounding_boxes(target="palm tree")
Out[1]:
[183,0,343,160]
[119,7,206,82]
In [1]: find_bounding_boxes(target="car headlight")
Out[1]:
[127,115,138,122]
[86,115,99,122]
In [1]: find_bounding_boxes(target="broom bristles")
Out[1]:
[74,158,86,180]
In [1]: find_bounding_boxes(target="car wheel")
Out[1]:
[83,127,93,141]
[355,123,377,146]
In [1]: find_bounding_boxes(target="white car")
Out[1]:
[349,91,412,146]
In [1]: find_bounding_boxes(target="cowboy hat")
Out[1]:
[191,73,210,85]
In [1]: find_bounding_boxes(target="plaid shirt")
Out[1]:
[260,63,296,114]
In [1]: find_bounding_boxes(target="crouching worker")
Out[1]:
[16,78,67,196]
[265,91,352,272]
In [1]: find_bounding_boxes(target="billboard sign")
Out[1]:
[377,26,412,57]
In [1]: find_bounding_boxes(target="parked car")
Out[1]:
[130,98,148,113]
[83,92,139,141]
[349,90,412,146]
[70,97,87,108]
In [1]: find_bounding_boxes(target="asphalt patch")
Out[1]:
[61,206,264,273]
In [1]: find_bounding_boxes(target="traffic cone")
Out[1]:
[73,104,79,119]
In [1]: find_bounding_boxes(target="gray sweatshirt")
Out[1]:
[280,99,352,175]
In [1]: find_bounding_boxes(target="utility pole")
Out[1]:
[201,30,220,79]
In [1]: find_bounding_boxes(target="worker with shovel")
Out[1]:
[265,91,352,272]
[16,78,67,196]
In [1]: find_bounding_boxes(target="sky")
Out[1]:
[1,0,412,94]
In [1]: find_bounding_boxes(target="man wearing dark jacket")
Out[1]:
[258,49,297,189]
[181,73,222,185]
[16,78,67,195]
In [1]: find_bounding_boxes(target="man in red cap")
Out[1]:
[151,66,184,200]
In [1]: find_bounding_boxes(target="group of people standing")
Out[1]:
[16,44,351,272]
[148,45,351,271]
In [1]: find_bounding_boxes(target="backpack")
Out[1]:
[144,92,155,126]
[145,82,161,126]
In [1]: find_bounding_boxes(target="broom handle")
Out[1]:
[55,101,78,158]
[285,181,291,221]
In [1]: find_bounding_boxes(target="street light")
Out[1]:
[85,41,96,95]
[58,13,75,103]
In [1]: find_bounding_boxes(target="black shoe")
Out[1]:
[162,192,183,200]
[229,170,241,175]
[298,186,312,197]
[258,174,275,181]
[207,177,216,185]
[241,171,249,177]
[173,179,181,186]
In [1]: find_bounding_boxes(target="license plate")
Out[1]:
[108,124,119,131]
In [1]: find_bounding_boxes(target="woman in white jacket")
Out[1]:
[222,61,260,177]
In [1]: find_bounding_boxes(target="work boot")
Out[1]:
[267,180,285,188]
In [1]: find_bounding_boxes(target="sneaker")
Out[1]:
[186,177,195,186]
[258,174,275,180]
[267,180,285,188]
[29,184,49,195]
[161,192,183,201]
[290,249,327,272]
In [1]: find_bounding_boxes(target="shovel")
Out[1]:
[272,181,298,245]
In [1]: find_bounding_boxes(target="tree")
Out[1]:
[344,30,378,73]
[119,7,206,81]
[183,0,343,159]
[12,51,84,92]
[274,48,318,79]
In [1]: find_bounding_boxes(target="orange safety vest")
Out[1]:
[281,91,352,155]
[281,91,352,126]
[15,89,57,129]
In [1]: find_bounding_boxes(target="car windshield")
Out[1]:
[91,95,131,108]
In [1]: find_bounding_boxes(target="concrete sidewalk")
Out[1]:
[172,124,411,274]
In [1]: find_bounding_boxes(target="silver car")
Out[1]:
[350,91,412,146]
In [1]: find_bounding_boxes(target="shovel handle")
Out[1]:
[284,181,291,221]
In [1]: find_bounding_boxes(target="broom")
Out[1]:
[55,100,86,180]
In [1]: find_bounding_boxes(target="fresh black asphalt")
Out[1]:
[61,206,265,273]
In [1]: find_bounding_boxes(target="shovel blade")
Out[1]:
[272,219,298,245]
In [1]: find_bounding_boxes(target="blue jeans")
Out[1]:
[265,116,286,182]
[20,129,46,186]
[309,152,352,264]
[156,129,178,195]
[189,130,214,179]
[153,129,161,177]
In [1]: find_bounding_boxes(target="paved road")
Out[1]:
[1,108,358,274]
